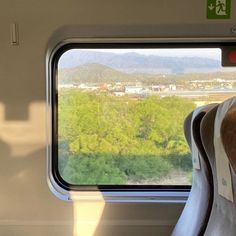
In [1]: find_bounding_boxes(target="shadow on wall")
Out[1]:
[0,137,181,236]
[0,35,45,121]
[0,138,74,236]
[0,77,44,121]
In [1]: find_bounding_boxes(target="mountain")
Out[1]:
[58,63,236,85]
[58,63,180,84]
[58,63,133,84]
[58,50,221,74]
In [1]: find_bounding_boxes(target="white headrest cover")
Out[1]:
[214,97,236,202]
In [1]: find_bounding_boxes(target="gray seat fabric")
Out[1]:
[172,104,216,236]
[201,98,236,236]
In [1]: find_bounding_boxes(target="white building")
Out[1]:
[169,84,177,91]
[125,86,143,94]
[113,92,125,96]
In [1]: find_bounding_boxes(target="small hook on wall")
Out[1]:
[11,23,19,46]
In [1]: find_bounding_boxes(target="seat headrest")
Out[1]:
[221,103,236,173]
[192,104,218,154]
[214,96,236,202]
[184,104,218,170]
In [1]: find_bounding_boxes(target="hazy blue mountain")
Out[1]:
[58,50,221,74]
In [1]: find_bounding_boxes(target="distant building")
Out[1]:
[78,83,99,90]
[113,92,125,96]
[151,85,167,92]
[58,84,74,89]
[151,85,161,91]
[169,84,177,91]
[125,86,143,94]
[99,83,109,92]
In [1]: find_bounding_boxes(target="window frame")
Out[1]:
[48,40,232,197]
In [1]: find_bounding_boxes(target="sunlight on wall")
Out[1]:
[73,196,105,236]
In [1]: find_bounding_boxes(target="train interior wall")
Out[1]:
[0,1,236,235]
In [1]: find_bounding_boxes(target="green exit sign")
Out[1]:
[207,0,231,19]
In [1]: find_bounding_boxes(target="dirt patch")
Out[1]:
[127,169,191,185]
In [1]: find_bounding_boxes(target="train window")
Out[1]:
[51,43,236,191]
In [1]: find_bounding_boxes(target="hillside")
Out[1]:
[58,63,236,85]
[58,63,183,84]
[58,63,134,84]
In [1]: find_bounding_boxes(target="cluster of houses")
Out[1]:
[58,82,177,97]
[58,78,236,100]
[189,78,236,90]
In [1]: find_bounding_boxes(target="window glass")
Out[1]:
[55,46,236,186]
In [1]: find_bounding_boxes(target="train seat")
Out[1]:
[201,97,236,236]
[172,104,216,236]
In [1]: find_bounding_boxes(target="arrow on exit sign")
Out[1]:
[208,3,215,11]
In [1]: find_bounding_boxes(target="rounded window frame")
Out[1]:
[46,38,233,201]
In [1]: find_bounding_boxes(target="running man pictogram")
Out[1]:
[216,0,226,15]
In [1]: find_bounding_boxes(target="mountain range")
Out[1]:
[58,50,221,74]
